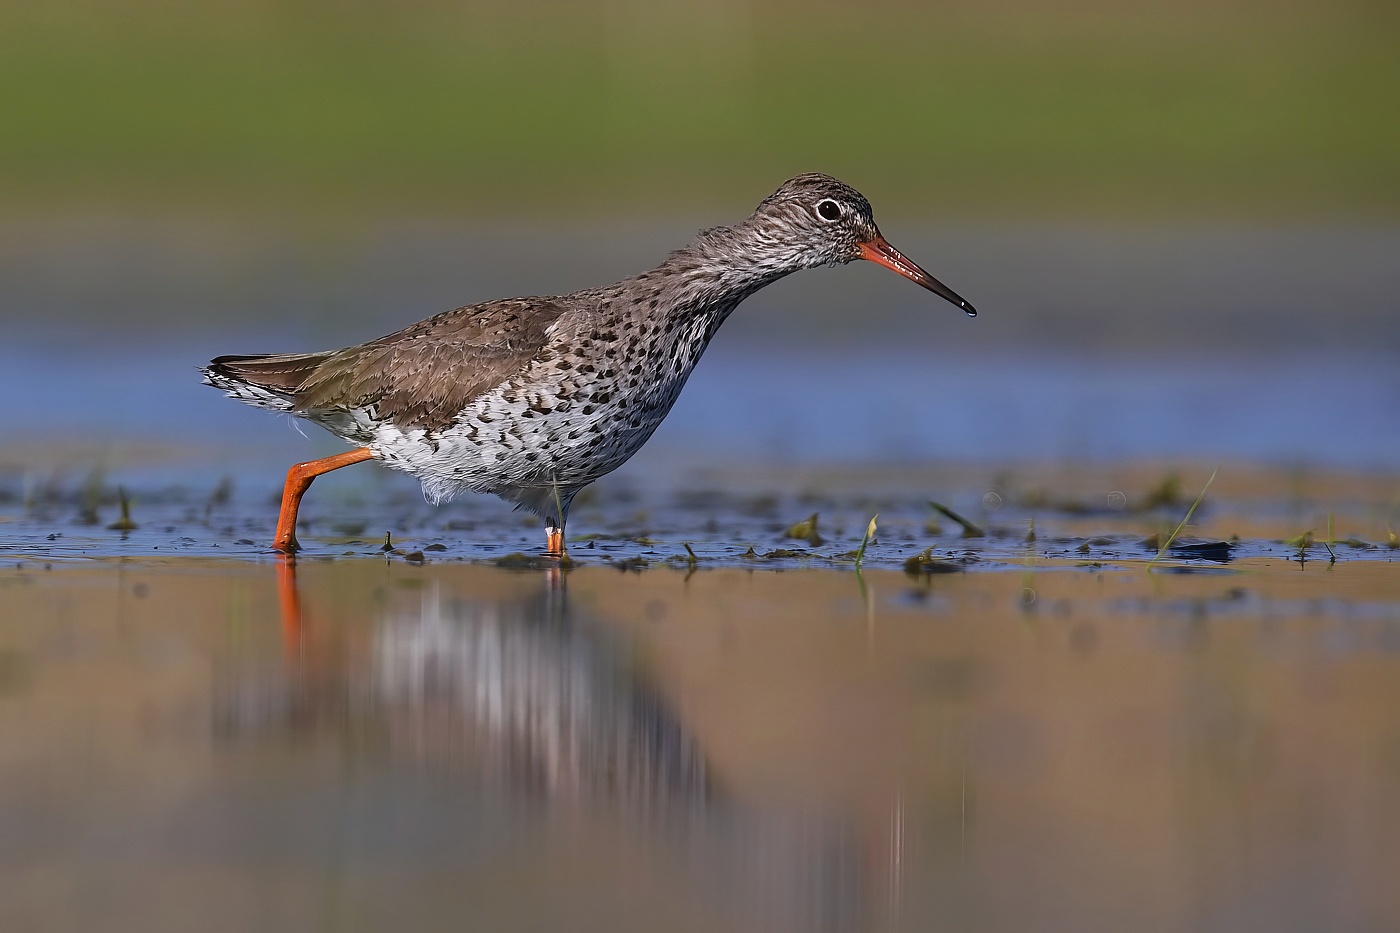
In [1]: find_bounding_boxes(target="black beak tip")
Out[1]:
[960,300,977,318]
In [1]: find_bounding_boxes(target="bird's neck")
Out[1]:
[647,219,801,318]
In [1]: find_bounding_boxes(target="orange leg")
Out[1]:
[545,525,565,558]
[273,447,374,553]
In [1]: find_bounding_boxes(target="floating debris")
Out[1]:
[929,502,984,538]
[1167,539,1235,563]
[903,547,963,575]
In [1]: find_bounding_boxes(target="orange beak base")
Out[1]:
[858,236,976,316]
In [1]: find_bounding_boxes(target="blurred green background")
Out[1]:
[3,0,1398,472]
[3,0,1397,221]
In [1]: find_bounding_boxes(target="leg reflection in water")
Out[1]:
[226,558,876,932]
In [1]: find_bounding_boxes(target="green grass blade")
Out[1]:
[1147,467,1219,569]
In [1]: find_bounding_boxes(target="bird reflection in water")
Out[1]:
[210,560,875,933]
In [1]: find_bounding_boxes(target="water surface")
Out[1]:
[1,557,1398,932]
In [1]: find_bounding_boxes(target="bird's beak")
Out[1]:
[857,235,976,316]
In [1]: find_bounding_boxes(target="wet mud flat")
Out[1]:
[2,460,1397,571]
[1,545,1399,931]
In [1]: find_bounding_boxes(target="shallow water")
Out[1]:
[3,455,1396,568]
[1,555,1398,932]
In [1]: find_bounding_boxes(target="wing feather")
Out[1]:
[208,297,570,432]
[294,297,568,431]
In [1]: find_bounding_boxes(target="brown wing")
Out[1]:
[215,297,569,432]
[296,297,570,431]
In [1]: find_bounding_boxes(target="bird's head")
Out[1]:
[750,173,976,316]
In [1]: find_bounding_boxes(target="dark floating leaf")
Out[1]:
[1168,539,1235,563]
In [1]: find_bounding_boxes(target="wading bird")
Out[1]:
[204,174,975,555]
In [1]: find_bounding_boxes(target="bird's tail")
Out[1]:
[202,351,334,411]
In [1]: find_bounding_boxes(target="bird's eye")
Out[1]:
[815,199,843,222]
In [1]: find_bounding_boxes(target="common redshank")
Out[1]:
[204,173,976,555]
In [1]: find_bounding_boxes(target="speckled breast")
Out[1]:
[375,308,726,499]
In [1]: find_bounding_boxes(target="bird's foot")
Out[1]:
[545,527,571,565]
[272,535,302,555]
